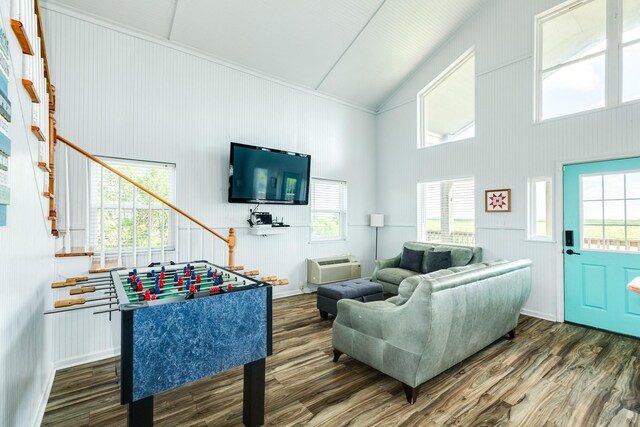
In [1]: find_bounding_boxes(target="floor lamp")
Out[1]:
[370,214,385,260]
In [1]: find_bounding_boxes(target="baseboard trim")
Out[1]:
[521,308,557,322]
[273,288,303,299]
[54,348,120,370]
[32,365,56,427]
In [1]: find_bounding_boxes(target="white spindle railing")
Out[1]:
[132,186,137,266]
[85,158,90,252]
[63,144,70,252]
[117,177,122,266]
[56,136,237,269]
[99,167,105,268]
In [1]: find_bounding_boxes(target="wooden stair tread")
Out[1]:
[55,247,94,257]
[89,259,121,274]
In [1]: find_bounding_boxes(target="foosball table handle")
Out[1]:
[51,281,77,289]
[67,276,89,283]
[70,286,95,295]
[55,298,86,308]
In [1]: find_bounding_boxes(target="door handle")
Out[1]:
[566,249,581,255]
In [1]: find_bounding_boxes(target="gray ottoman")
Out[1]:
[316,279,384,319]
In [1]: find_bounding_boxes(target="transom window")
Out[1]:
[537,0,640,121]
[90,157,176,253]
[417,49,475,148]
[310,178,347,242]
[581,171,640,252]
[417,178,475,245]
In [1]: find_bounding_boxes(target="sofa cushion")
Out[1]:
[403,242,435,272]
[426,251,451,273]
[377,268,419,285]
[399,247,424,272]
[434,246,473,267]
[394,269,455,305]
[485,259,509,266]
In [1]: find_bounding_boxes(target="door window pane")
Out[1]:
[603,174,625,199]
[580,170,640,252]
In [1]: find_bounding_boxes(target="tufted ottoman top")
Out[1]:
[317,279,383,300]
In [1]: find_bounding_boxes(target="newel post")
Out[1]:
[227,228,236,267]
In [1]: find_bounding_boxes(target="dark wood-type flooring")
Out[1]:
[42,294,640,426]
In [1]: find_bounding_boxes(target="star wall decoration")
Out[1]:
[485,189,511,212]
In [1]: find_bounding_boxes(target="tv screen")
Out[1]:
[228,142,311,205]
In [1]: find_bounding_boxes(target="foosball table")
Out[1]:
[47,261,272,427]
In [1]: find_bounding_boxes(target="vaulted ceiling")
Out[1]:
[46,0,487,111]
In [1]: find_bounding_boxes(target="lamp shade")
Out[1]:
[369,214,385,228]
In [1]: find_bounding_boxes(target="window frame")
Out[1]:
[309,177,348,243]
[416,177,476,245]
[528,176,554,241]
[90,156,177,254]
[417,48,475,149]
[534,0,640,122]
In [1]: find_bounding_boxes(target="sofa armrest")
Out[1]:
[334,299,399,339]
[371,254,401,281]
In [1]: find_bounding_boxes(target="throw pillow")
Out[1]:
[399,247,424,272]
[426,250,451,273]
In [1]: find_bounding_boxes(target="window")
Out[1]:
[581,171,640,252]
[417,178,475,244]
[310,178,347,241]
[623,0,640,102]
[536,0,640,121]
[417,49,475,148]
[90,158,176,253]
[528,177,553,240]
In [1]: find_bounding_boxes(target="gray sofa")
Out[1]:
[372,241,483,294]
[332,259,532,403]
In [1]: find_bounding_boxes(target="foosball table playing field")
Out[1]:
[46,261,273,427]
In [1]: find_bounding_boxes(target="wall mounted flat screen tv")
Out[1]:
[228,142,311,205]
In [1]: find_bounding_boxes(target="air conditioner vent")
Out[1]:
[307,255,361,285]
[318,258,351,266]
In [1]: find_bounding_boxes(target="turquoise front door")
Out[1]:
[564,157,640,337]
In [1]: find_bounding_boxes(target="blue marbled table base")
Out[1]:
[132,288,268,401]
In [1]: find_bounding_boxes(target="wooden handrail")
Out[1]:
[56,135,237,265]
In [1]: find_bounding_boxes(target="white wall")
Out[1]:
[0,1,57,426]
[41,6,378,364]
[376,0,640,321]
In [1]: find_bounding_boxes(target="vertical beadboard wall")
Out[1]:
[376,0,640,321]
[41,8,378,365]
[0,0,56,425]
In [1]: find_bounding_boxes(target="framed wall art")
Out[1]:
[485,189,511,212]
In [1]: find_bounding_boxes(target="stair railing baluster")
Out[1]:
[147,195,152,265]
[161,204,165,263]
[64,143,70,253]
[117,177,122,267]
[99,166,105,269]
[133,186,137,268]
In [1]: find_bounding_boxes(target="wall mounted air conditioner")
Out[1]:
[307,255,361,285]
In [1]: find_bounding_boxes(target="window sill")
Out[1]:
[417,136,475,150]
[525,238,556,243]
[309,238,347,244]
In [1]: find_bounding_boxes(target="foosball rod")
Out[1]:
[44,301,118,315]
[52,278,114,289]
[70,287,116,295]
[54,295,116,308]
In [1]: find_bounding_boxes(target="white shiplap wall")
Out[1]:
[376,0,640,321]
[0,0,56,426]
[41,8,378,364]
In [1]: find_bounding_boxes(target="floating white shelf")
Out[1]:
[249,227,290,236]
